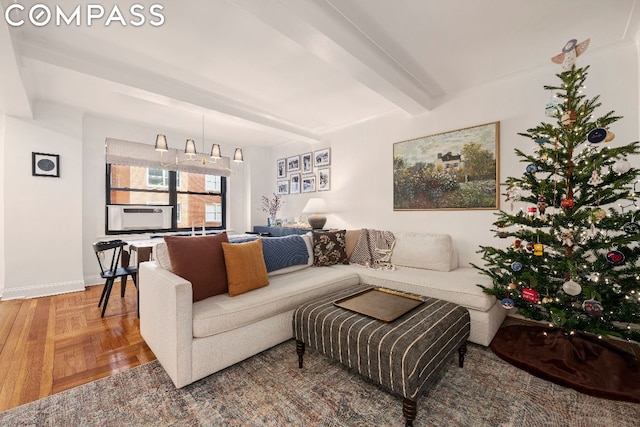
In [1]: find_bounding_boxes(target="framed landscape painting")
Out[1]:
[393,122,499,210]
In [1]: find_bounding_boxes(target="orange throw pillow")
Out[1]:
[164,233,229,302]
[222,239,269,297]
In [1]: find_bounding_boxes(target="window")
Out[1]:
[205,175,221,192]
[147,168,169,187]
[147,168,182,188]
[205,203,222,222]
[106,165,226,234]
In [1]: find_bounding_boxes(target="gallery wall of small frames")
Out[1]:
[276,148,331,195]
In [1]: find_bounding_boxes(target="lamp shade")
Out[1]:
[154,134,169,152]
[303,198,327,213]
[210,143,221,159]
[233,148,244,162]
[185,139,197,156]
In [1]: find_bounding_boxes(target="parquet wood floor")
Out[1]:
[0,281,156,412]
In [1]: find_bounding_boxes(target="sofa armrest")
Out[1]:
[139,261,193,388]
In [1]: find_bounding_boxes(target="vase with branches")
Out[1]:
[262,193,284,226]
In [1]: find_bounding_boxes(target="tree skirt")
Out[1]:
[490,324,640,403]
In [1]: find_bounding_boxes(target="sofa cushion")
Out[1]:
[261,235,309,273]
[154,234,258,273]
[312,230,349,266]
[164,233,229,302]
[345,229,362,259]
[154,241,173,272]
[330,264,495,312]
[192,267,360,338]
[391,232,453,272]
[222,239,269,297]
[267,233,313,276]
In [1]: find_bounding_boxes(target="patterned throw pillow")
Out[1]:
[261,235,309,273]
[312,230,349,266]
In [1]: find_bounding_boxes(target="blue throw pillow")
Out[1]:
[261,235,309,272]
[229,235,259,244]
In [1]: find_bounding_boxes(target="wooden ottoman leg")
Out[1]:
[402,397,416,426]
[458,343,467,368]
[296,340,305,369]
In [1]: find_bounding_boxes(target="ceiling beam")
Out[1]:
[228,0,444,114]
[0,16,32,119]
[17,35,320,142]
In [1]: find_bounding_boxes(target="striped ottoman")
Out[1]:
[293,284,470,427]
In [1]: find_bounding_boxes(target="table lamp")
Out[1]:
[302,198,328,229]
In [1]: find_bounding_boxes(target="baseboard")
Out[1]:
[84,274,104,287]
[0,279,85,300]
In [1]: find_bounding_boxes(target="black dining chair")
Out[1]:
[92,240,137,318]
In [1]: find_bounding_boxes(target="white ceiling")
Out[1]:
[1,0,639,147]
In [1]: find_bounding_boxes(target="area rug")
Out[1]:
[490,324,640,403]
[1,340,638,426]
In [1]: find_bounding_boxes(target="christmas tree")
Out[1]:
[475,39,640,342]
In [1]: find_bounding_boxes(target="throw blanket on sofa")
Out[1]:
[350,229,396,270]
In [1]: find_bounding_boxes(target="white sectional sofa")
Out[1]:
[333,231,505,347]
[139,230,505,388]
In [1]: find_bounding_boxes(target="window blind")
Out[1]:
[105,138,232,177]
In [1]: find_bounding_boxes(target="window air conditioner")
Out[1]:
[107,205,172,231]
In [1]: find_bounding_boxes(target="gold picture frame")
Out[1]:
[393,122,500,210]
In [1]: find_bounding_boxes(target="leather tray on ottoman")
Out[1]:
[293,284,470,427]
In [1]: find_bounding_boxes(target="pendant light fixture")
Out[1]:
[154,116,244,167]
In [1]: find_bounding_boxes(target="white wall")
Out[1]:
[243,145,272,228]
[0,113,5,294]
[2,101,85,299]
[262,41,639,266]
[257,140,329,226]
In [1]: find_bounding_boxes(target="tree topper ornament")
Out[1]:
[551,38,590,71]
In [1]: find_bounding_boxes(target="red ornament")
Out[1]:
[522,288,541,303]
[606,250,625,265]
[561,197,575,210]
